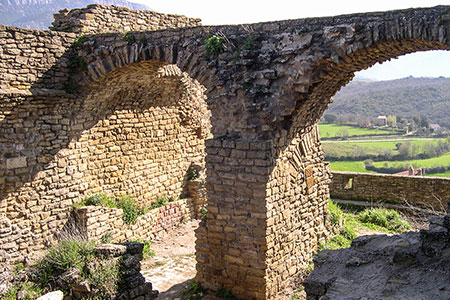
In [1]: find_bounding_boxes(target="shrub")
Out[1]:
[34,238,121,298]
[116,196,146,224]
[74,194,146,224]
[204,35,224,56]
[85,260,120,299]
[150,196,169,210]
[36,238,96,286]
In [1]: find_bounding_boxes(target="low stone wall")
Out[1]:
[330,171,450,211]
[52,4,201,34]
[73,197,198,243]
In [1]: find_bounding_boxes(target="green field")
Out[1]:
[372,153,450,169]
[323,139,445,157]
[319,124,400,138]
[329,161,376,173]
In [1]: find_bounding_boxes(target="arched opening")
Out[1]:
[266,39,450,296]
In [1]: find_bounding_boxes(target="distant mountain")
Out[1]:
[328,76,450,129]
[0,0,151,30]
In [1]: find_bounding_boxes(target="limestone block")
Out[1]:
[6,156,27,169]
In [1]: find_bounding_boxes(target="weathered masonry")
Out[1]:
[1,4,450,299]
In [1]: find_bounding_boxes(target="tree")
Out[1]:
[324,114,338,124]
[420,115,429,128]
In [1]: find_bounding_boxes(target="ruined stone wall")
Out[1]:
[52,4,201,34]
[0,60,210,264]
[330,171,450,211]
[73,198,196,243]
[0,25,75,91]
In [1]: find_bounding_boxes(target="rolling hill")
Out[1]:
[0,0,151,30]
[328,76,450,129]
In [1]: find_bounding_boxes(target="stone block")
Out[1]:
[6,156,27,169]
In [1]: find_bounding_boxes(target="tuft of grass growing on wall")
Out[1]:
[150,196,169,209]
[204,35,224,56]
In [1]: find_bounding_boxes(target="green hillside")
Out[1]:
[328,77,450,128]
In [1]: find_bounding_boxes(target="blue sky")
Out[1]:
[132,0,450,80]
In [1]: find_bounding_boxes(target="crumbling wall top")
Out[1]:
[51,4,202,34]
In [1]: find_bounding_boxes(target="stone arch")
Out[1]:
[257,9,450,298]
[71,58,211,207]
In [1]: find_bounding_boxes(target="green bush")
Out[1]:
[204,35,224,56]
[86,260,120,299]
[116,196,145,224]
[36,238,96,287]
[358,208,411,233]
[150,196,169,209]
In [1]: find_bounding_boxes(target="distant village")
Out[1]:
[323,113,445,136]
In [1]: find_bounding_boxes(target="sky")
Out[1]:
[131,0,450,80]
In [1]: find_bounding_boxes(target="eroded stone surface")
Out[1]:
[304,215,450,300]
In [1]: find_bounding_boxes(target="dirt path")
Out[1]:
[141,220,200,299]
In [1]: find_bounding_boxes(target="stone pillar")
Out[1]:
[195,138,273,299]
[195,128,332,299]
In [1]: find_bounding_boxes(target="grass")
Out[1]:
[320,202,411,250]
[181,280,205,300]
[323,138,445,157]
[28,237,122,299]
[329,161,377,173]
[319,124,400,138]
[372,152,450,169]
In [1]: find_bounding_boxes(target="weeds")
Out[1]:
[358,208,411,232]
[216,286,236,299]
[321,202,412,250]
[150,196,169,209]
[181,280,205,300]
[72,35,89,49]
[74,194,147,224]
[123,31,136,44]
[187,168,199,180]
[130,239,155,260]
[32,237,121,298]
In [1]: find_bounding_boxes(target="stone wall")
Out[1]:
[330,171,450,211]
[73,198,196,243]
[0,59,210,264]
[0,25,75,91]
[52,4,201,34]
